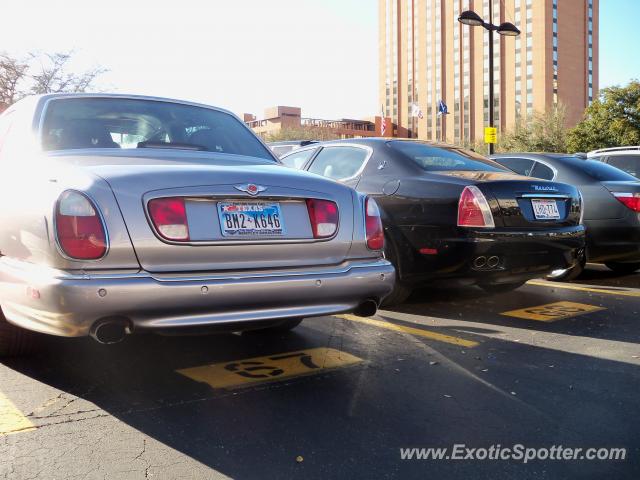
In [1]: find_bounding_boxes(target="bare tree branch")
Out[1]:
[29,51,107,95]
[0,53,29,110]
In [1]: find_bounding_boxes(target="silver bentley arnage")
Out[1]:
[0,94,394,355]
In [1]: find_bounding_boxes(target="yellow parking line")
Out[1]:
[177,347,363,389]
[338,314,479,348]
[0,392,35,436]
[528,280,640,298]
[502,301,605,322]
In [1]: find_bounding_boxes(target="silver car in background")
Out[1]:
[0,94,394,355]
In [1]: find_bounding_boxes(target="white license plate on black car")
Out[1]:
[218,202,285,237]
[531,199,560,220]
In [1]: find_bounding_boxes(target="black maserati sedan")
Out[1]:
[280,139,585,304]
[492,153,640,279]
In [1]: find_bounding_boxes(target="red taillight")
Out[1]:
[457,185,495,228]
[365,197,384,250]
[306,199,339,238]
[55,191,107,260]
[148,197,190,241]
[612,192,640,212]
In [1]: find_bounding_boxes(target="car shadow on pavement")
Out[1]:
[2,316,640,479]
[385,279,640,345]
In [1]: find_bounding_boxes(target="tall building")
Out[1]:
[379,0,598,144]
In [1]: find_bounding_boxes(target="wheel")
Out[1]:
[254,318,304,333]
[479,281,526,294]
[605,262,640,275]
[380,234,413,307]
[0,312,37,357]
[547,250,586,282]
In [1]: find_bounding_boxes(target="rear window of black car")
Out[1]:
[388,141,507,172]
[41,97,275,161]
[562,157,638,181]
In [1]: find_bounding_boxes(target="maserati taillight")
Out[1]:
[457,185,495,228]
[55,190,107,259]
[306,199,339,238]
[612,192,640,212]
[365,197,384,250]
[148,197,190,241]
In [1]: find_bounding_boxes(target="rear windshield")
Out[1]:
[41,97,275,160]
[388,141,507,172]
[563,157,638,181]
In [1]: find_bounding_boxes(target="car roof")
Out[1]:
[28,92,238,118]
[588,146,640,156]
[492,152,580,161]
[316,137,457,149]
[267,140,318,146]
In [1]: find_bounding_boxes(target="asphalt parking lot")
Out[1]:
[1,266,639,479]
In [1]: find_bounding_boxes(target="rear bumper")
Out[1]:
[0,258,395,337]
[398,225,585,286]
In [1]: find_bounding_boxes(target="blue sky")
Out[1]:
[1,0,636,119]
[599,0,640,88]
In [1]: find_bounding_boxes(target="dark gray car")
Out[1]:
[492,153,640,279]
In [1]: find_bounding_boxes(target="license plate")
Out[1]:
[531,199,560,220]
[218,202,285,237]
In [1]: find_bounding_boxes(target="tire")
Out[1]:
[605,262,640,275]
[380,234,413,307]
[380,282,413,307]
[479,281,526,294]
[0,312,37,357]
[255,318,304,333]
[547,250,586,282]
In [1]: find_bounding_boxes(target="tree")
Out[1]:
[0,54,29,110]
[0,51,106,111]
[498,104,568,153]
[264,126,342,143]
[566,80,640,153]
[29,52,107,95]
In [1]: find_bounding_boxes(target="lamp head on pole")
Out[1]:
[458,10,484,27]
[497,22,521,36]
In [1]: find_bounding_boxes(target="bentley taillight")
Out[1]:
[148,197,190,241]
[457,185,495,228]
[306,199,339,238]
[55,190,107,259]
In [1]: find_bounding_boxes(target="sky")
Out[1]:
[1,0,637,120]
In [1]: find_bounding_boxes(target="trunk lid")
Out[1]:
[64,152,356,272]
[437,171,581,228]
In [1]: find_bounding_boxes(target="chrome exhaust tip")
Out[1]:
[353,300,378,317]
[90,318,131,344]
[473,256,487,268]
[487,256,500,268]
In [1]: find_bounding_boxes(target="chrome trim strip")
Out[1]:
[521,193,569,198]
[23,258,389,282]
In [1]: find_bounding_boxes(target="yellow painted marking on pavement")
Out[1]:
[0,392,35,436]
[338,314,479,348]
[177,347,362,389]
[528,280,640,298]
[501,301,605,322]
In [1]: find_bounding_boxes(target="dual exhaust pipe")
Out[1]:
[473,255,501,270]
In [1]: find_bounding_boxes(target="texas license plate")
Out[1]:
[218,202,285,237]
[531,199,560,220]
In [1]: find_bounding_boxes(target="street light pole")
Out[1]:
[458,7,520,156]
[488,0,494,155]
